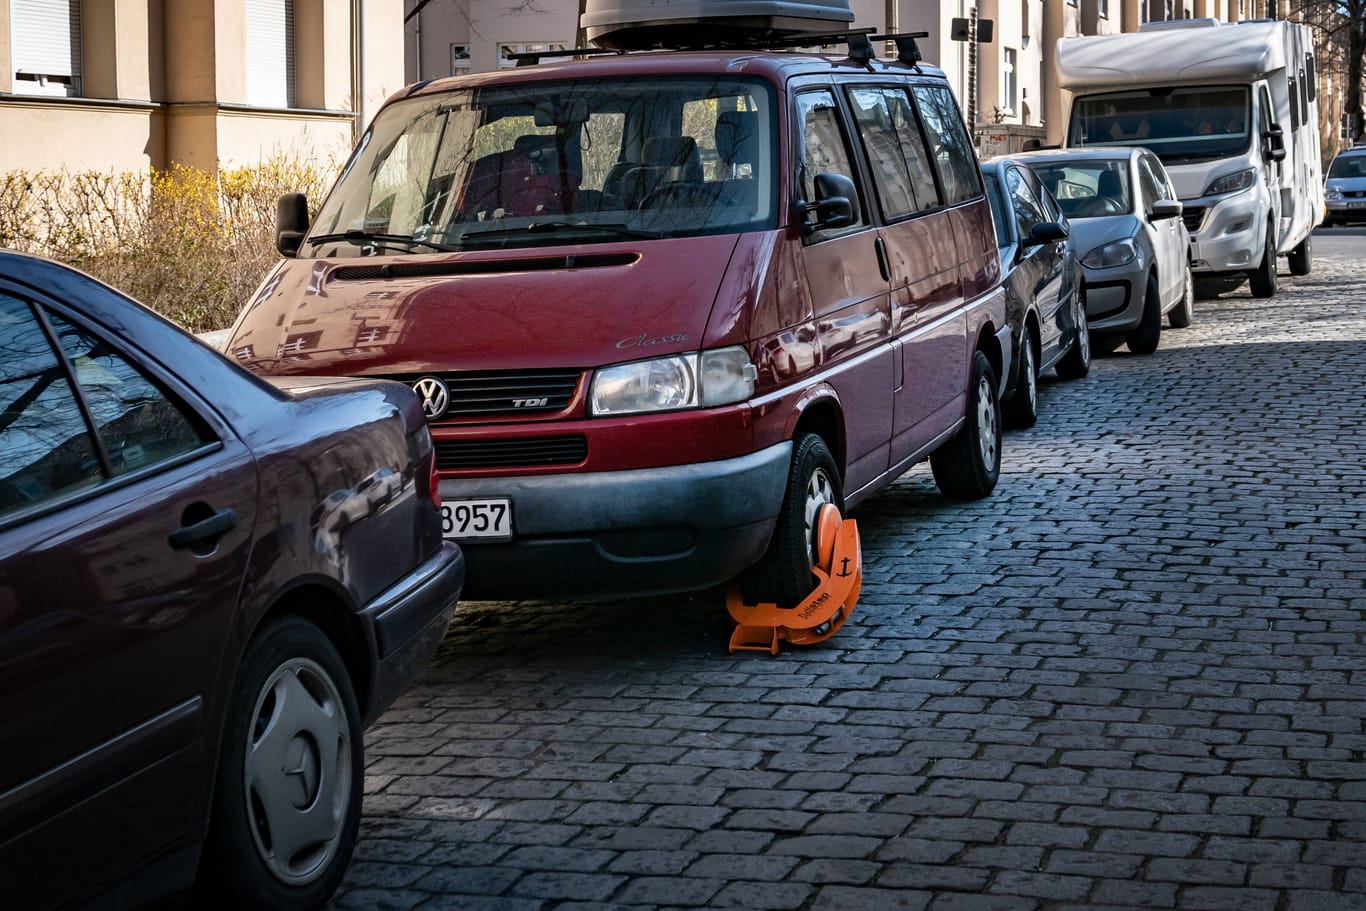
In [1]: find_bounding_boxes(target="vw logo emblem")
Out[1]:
[412,376,450,420]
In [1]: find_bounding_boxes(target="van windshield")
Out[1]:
[307,76,779,255]
[1068,86,1252,165]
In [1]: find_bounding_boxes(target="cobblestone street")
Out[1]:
[335,232,1366,911]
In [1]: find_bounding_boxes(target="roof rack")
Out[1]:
[510,29,932,67]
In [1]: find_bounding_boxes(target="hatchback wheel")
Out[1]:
[1056,290,1091,380]
[1126,273,1162,355]
[1003,323,1038,429]
[931,351,1001,500]
[1168,265,1194,329]
[196,616,362,910]
[742,433,843,608]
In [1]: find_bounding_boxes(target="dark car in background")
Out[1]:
[0,250,465,911]
[981,157,1091,428]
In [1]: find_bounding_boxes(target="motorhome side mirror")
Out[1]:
[1025,221,1068,245]
[1263,123,1287,162]
[1149,199,1183,221]
[276,192,310,257]
[805,172,858,231]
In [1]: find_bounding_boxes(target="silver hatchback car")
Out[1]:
[1017,147,1193,355]
[1324,146,1366,226]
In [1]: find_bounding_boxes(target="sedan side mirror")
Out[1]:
[803,173,859,232]
[1149,199,1183,221]
[1024,221,1069,246]
[276,192,310,257]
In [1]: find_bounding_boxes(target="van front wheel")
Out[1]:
[931,351,1001,501]
[743,433,843,608]
[1248,226,1278,298]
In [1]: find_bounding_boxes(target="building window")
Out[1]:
[1003,49,1017,116]
[450,44,470,75]
[498,42,568,68]
[1098,0,1109,17]
[11,0,82,97]
[245,0,296,108]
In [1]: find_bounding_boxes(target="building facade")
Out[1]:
[1,0,406,174]
[403,0,1319,149]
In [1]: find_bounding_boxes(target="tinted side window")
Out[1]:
[46,312,210,476]
[0,295,101,516]
[911,85,981,204]
[1005,166,1047,235]
[848,88,917,218]
[795,89,865,228]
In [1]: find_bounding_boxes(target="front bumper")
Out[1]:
[359,542,465,723]
[1080,261,1145,335]
[1185,190,1264,273]
[439,442,793,600]
[1325,199,1366,222]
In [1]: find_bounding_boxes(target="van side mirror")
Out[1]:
[1149,199,1183,221]
[804,172,858,232]
[276,192,310,257]
[1024,221,1068,245]
[1263,123,1287,162]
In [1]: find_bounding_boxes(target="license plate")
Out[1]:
[1352,201,1366,209]
[441,498,513,540]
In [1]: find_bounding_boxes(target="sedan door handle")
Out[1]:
[168,508,237,549]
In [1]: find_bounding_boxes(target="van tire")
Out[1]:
[1248,226,1278,298]
[931,351,1001,501]
[1168,266,1194,328]
[742,433,843,607]
[1126,273,1162,355]
[1288,234,1312,276]
[1056,290,1091,380]
[1003,323,1038,429]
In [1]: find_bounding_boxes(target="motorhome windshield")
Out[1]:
[1068,86,1252,165]
[306,76,779,255]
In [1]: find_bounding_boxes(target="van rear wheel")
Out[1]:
[930,351,1001,501]
[742,433,843,608]
[1288,234,1312,276]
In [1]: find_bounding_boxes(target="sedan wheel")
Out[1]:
[1003,324,1038,429]
[1056,289,1091,380]
[196,617,362,910]
[1168,265,1194,329]
[931,351,1001,500]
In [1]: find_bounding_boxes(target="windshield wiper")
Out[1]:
[306,229,459,253]
[457,222,667,243]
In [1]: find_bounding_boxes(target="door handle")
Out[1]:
[169,508,237,549]
[874,236,891,283]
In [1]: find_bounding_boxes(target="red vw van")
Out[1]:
[225,21,1010,605]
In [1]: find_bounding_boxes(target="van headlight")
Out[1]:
[1082,238,1137,269]
[1325,187,1343,201]
[1204,169,1255,196]
[590,346,757,415]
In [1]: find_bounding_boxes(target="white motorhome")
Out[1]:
[1056,18,1323,298]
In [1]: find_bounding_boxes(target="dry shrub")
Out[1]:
[0,154,336,333]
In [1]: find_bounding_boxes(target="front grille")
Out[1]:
[382,369,582,418]
[435,435,587,469]
[1182,206,1206,233]
[1344,189,1366,200]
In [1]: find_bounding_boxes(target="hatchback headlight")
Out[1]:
[1082,238,1137,269]
[590,346,757,415]
[1204,168,1255,196]
[1325,187,1343,201]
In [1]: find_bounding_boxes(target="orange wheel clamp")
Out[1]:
[726,503,862,655]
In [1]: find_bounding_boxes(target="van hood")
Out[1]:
[225,236,741,376]
[1163,153,1256,200]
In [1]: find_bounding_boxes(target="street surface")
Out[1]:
[334,228,1366,910]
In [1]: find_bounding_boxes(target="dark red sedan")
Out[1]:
[0,250,465,910]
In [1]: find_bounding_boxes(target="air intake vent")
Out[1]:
[382,369,582,418]
[1181,206,1206,233]
[332,252,638,282]
[435,435,587,469]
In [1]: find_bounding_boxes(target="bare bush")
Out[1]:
[1,155,336,333]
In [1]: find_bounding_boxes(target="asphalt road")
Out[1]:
[333,228,1366,911]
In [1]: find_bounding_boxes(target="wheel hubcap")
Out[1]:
[976,374,997,468]
[1024,344,1036,410]
[1078,301,1090,362]
[802,467,835,565]
[244,657,352,886]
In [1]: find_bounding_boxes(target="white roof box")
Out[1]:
[582,0,856,50]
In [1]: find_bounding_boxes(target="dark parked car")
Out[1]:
[0,250,465,910]
[981,157,1091,428]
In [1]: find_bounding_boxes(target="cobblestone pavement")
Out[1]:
[334,235,1366,911]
